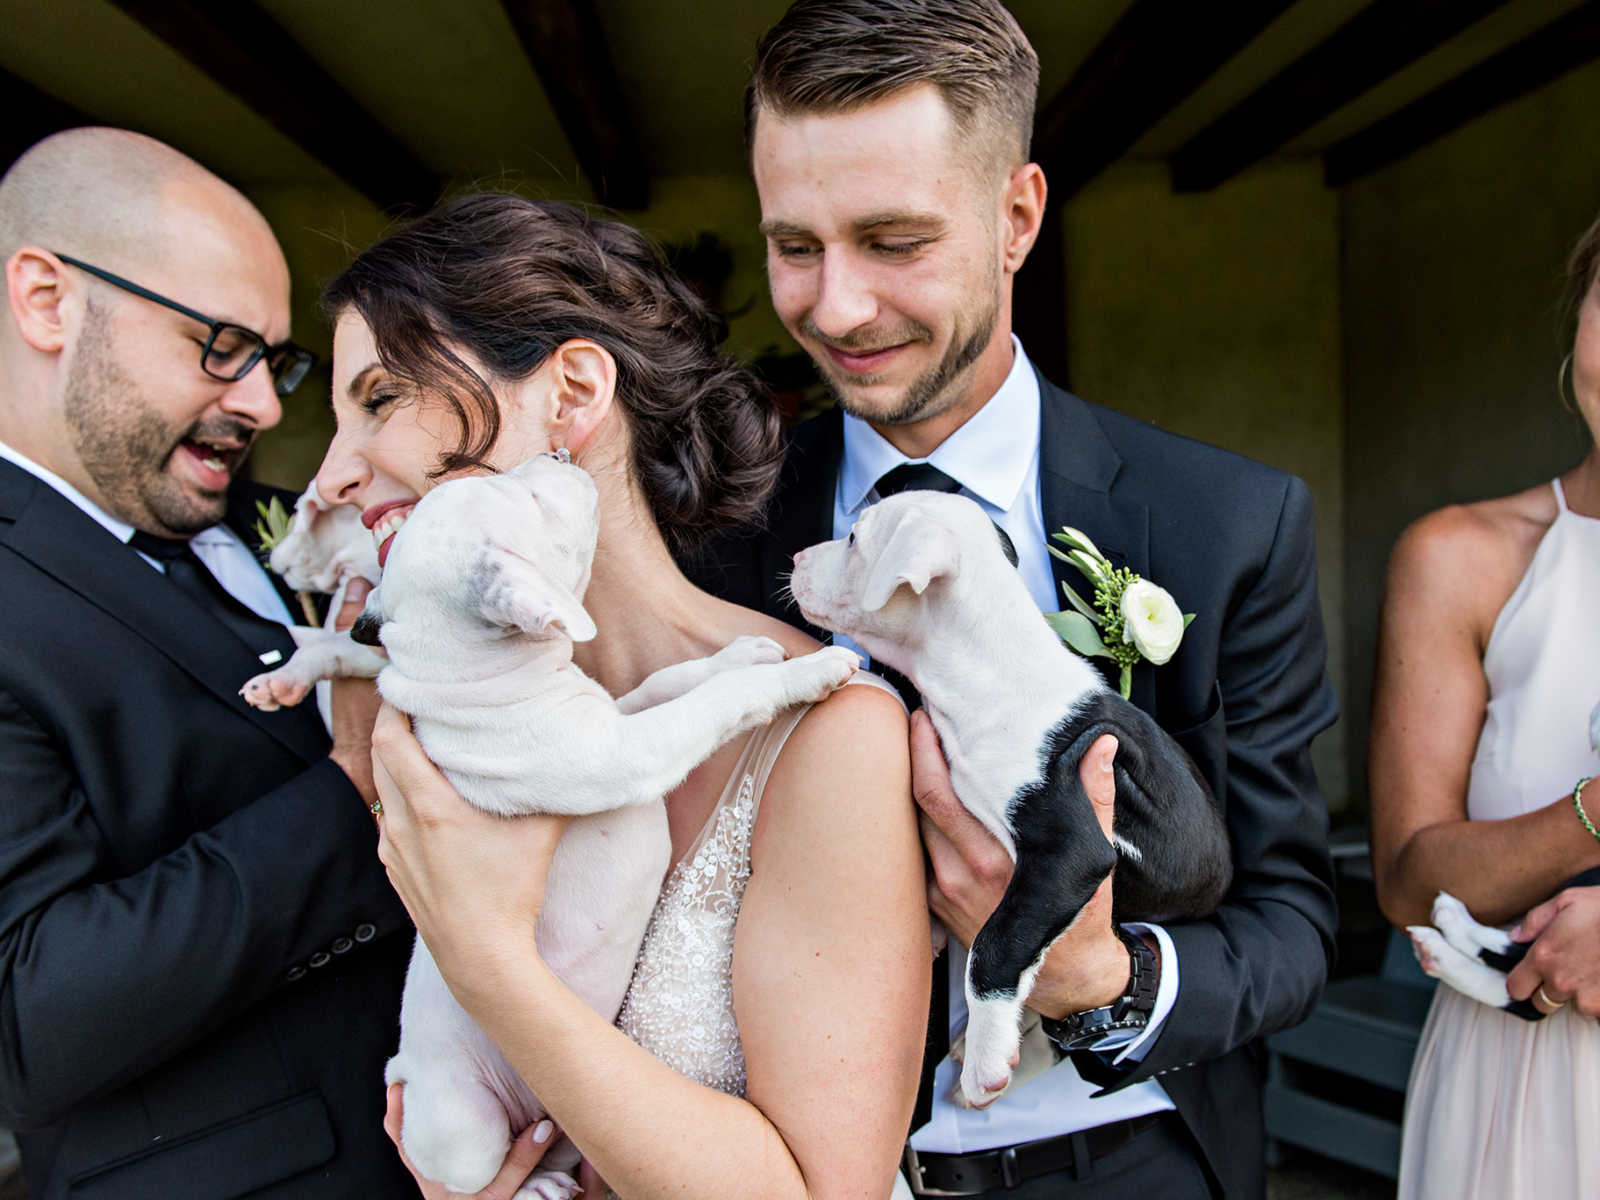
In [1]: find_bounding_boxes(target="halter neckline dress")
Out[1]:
[1397,478,1600,1199]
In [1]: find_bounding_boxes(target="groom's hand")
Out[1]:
[910,710,1131,1017]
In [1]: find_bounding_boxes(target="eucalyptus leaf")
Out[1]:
[253,497,293,553]
[1183,612,1196,628]
[1059,581,1104,625]
[1044,610,1111,659]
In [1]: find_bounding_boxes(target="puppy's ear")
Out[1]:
[861,522,960,611]
[474,546,599,642]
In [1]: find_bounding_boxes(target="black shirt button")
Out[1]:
[354,923,376,943]
[331,936,353,955]
[287,965,307,982]
[308,950,331,968]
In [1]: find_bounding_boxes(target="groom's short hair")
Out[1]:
[745,0,1040,178]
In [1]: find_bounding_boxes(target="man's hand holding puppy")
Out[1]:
[913,713,1140,1019]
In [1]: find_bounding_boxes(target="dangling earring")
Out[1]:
[1558,353,1577,414]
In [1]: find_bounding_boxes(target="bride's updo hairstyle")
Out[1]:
[323,192,782,554]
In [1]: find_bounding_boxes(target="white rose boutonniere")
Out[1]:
[1043,526,1195,698]
[1120,579,1184,665]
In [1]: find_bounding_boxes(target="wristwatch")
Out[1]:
[1039,928,1160,1053]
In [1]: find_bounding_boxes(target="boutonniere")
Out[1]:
[1044,526,1195,699]
[253,497,292,562]
[254,497,319,624]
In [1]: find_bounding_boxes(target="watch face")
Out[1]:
[1041,930,1159,1053]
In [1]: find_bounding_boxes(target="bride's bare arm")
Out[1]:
[372,686,927,1200]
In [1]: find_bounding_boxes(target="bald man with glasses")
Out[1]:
[0,129,419,1199]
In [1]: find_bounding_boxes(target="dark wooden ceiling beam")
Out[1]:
[1034,0,1296,200]
[1170,0,1513,193]
[108,0,440,212]
[1324,1,1600,186]
[499,0,649,210]
[0,69,94,173]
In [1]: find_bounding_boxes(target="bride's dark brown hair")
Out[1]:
[323,192,782,554]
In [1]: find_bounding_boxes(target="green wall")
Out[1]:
[1064,160,1348,807]
[1339,57,1600,811]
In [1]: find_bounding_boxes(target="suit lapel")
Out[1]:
[760,412,843,640]
[1035,373,1158,715]
[0,460,329,763]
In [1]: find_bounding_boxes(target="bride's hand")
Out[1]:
[371,703,569,993]
[385,1083,557,1200]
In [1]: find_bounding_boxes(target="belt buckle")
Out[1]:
[901,1146,969,1197]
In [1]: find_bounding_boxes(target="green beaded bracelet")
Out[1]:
[1575,776,1599,845]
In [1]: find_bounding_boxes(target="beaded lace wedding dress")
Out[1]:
[615,674,912,1197]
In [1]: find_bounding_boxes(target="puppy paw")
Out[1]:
[1409,924,1513,1009]
[1406,925,1447,977]
[1431,891,1513,956]
[713,635,788,668]
[512,1170,582,1200]
[239,670,311,711]
[957,1056,1015,1109]
[785,645,861,702]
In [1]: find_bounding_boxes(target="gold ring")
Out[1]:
[369,798,384,820]
[1537,984,1566,1011]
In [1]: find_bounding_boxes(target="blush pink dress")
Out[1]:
[1397,478,1600,1199]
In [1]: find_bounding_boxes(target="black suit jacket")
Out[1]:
[686,375,1339,1199]
[0,457,419,1199]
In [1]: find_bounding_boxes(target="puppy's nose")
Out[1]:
[350,611,384,646]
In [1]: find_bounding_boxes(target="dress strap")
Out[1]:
[740,671,904,825]
[1553,476,1569,512]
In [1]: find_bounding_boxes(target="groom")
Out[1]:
[690,1,1339,1196]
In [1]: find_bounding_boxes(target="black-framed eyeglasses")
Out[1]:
[54,253,316,396]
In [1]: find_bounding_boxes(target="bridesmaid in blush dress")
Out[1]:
[1370,213,1600,1199]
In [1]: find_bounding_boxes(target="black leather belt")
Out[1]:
[902,1113,1167,1195]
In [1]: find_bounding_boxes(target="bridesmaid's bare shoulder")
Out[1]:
[1386,481,1558,643]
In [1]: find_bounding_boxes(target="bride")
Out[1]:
[313,192,928,1199]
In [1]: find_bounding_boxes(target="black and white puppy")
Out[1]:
[1409,868,1600,1020]
[789,491,1232,1107]
[1408,703,1600,1019]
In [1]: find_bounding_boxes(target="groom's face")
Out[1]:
[753,85,1014,440]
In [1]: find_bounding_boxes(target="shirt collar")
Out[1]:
[839,335,1040,516]
[0,436,236,550]
[0,436,138,543]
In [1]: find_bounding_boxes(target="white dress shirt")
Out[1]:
[0,438,295,630]
[830,338,1180,1152]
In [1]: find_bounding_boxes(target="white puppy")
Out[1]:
[337,454,857,1198]
[790,491,1230,1108]
[241,481,387,712]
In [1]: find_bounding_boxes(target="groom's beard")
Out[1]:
[807,279,1002,428]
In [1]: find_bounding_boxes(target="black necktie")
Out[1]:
[875,462,1019,567]
[874,461,965,500]
[129,531,295,664]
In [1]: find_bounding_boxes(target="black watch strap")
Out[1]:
[1040,928,1159,1053]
